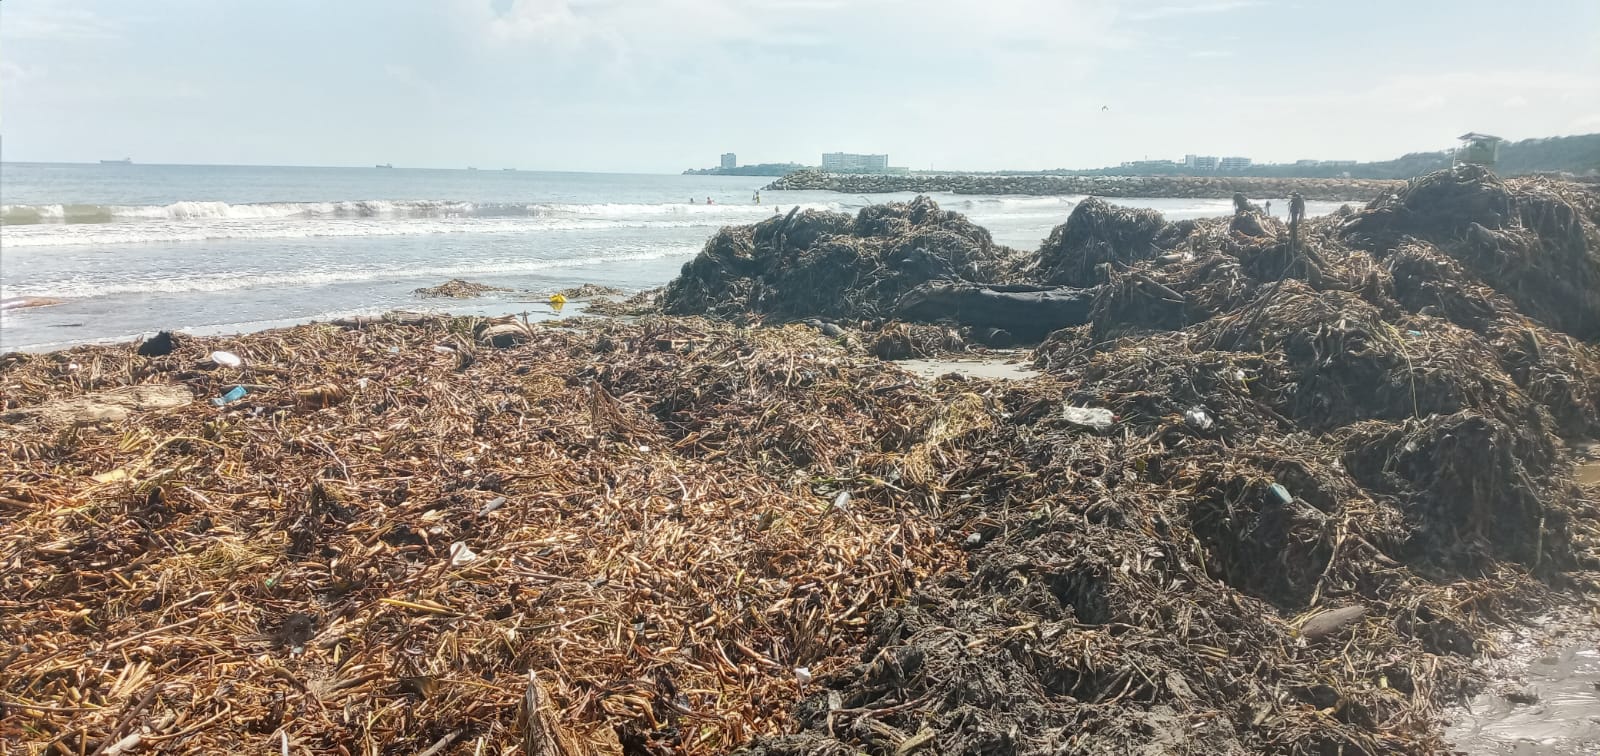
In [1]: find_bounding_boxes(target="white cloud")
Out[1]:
[385,64,442,104]
[1228,70,1600,114]
[463,0,1126,61]
[0,60,37,85]
[1503,95,1529,109]
[1127,1,1261,22]
[1,3,119,41]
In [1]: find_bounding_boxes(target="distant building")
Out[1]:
[1322,160,1358,167]
[822,152,890,173]
[1218,156,1252,171]
[1294,159,1321,166]
[1185,154,1219,171]
[720,153,737,170]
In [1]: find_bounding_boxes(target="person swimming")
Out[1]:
[706,196,713,205]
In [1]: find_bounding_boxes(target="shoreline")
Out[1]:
[766,169,1404,201]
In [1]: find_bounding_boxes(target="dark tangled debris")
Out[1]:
[673,166,1600,754]
[3,166,1600,755]
[663,197,1025,325]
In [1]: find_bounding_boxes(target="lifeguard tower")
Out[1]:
[1455,132,1502,168]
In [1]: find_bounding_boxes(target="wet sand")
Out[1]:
[1578,459,1600,488]
[895,352,1040,381]
[1446,610,1600,755]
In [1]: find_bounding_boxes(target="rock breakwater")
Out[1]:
[766,169,1402,202]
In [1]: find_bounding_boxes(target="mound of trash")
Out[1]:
[730,169,1600,754]
[662,196,1024,321]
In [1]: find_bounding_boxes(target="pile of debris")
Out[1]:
[723,167,1600,754]
[662,196,1024,323]
[5,166,1599,755]
[413,279,511,298]
[0,318,961,755]
[555,283,626,300]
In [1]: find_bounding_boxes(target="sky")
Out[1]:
[2,0,1598,172]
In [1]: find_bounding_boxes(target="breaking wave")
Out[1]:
[1,199,842,225]
[0,247,699,300]
[0,199,846,247]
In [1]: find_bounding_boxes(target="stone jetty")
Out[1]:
[765,169,1402,202]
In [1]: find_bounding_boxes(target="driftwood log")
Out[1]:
[894,282,1098,340]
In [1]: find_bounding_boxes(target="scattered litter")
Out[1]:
[1297,605,1368,641]
[1061,405,1114,431]
[212,386,248,406]
[209,351,242,368]
[447,542,478,567]
[1184,406,1214,431]
[1267,483,1294,506]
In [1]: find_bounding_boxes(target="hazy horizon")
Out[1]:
[3,0,1597,172]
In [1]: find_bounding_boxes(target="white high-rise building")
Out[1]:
[821,152,889,173]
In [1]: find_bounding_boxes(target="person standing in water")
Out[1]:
[706,196,713,205]
[753,190,761,204]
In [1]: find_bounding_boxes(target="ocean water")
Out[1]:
[0,163,1353,351]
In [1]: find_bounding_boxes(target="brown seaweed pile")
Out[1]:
[413,279,512,298]
[0,318,963,754]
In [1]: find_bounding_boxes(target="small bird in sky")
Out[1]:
[1101,105,1109,111]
